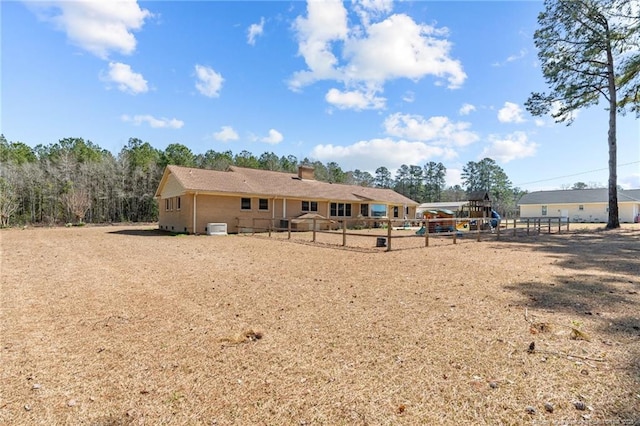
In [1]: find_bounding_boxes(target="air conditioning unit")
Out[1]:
[206,223,227,235]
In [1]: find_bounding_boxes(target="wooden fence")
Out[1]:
[235,216,570,252]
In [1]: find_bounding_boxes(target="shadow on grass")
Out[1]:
[108,228,179,237]
[499,228,640,277]
[503,228,640,422]
[502,228,640,335]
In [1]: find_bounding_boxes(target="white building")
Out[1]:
[517,188,640,223]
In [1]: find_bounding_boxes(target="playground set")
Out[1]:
[416,191,501,236]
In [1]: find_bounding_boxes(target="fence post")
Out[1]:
[496,221,500,240]
[513,218,517,236]
[268,218,272,237]
[425,222,429,247]
[342,220,347,246]
[387,219,392,252]
[548,218,551,234]
[312,218,317,242]
[288,218,291,239]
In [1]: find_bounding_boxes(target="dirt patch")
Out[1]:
[1,224,639,424]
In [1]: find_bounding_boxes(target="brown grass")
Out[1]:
[1,224,639,425]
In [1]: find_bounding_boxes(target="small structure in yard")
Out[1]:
[290,213,333,231]
[421,208,456,233]
[416,201,469,218]
[461,191,493,219]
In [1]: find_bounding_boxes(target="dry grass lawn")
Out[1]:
[1,224,639,425]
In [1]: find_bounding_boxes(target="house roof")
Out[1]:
[468,191,490,201]
[156,165,418,205]
[518,188,640,205]
[417,201,469,211]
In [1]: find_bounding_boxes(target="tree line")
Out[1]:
[0,134,527,227]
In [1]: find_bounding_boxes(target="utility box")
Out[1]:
[206,223,227,235]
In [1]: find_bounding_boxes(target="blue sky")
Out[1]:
[2,0,639,191]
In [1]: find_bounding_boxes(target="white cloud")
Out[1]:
[195,64,224,98]
[550,101,580,122]
[289,1,466,108]
[213,126,239,142]
[28,0,151,59]
[247,17,265,45]
[481,131,538,163]
[325,88,386,110]
[311,138,447,172]
[492,48,527,67]
[459,103,476,116]
[261,129,284,145]
[497,102,525,123]
[102,62,148,94]
[534,118,546,127]
[343,14,465,88]
[310,138,450,172]
[445,168,462,187]
[352,0,394,26]
[619,172,640,189]
[121,114,184,129]
[289,0,348,91]
[402,91,415,103]
[383,113,479,147]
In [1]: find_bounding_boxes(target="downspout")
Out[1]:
[193,192,198,234]
[283,198,287,218]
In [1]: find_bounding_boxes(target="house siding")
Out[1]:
[162,174,185,198]
[158,195,191,233]
[520,202,638,223]
[155,166,420,234]
[158,192,418,234]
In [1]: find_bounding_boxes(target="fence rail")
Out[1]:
[234,216,570,252]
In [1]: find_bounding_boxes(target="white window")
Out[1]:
[330,202,352,217]
[302,201,318,212]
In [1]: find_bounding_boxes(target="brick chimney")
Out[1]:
[298,165,315,180]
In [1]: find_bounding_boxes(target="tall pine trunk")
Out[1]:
[606,29,620,229]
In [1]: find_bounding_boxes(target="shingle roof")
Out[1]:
[158,165,418,205]
[518,188,640,205]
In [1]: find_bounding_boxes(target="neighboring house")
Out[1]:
[517,188,640,223]
[155,165,419,234]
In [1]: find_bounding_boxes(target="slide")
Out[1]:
[456,221,470,231]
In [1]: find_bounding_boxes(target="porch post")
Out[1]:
[193,192,197,234]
